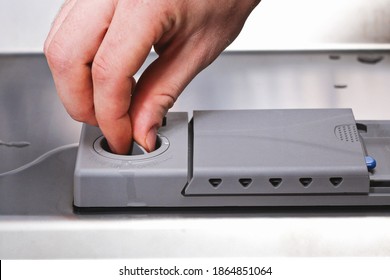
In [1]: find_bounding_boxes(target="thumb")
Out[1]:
[130,48,208,152]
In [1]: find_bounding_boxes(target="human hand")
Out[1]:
[44,0,260,154]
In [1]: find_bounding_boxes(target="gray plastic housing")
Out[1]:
[185,109,369,195]
[74,112,189,207]
[74,109,390,208]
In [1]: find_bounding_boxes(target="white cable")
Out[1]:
[0,143,78,177]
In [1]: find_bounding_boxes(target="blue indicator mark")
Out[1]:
[365,156,377,171]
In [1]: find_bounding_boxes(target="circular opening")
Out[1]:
[93,135,169,160]
[100,137,162,156]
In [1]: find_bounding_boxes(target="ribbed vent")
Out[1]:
[335,124,359,142]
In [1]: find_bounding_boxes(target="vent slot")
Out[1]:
[356,123,367,133]
[330,177,343,187]
[299,177,313,187]
[269,178,282,188]
[239,178,252,188]
[209,178,222,188]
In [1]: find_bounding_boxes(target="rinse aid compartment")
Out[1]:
[74,109,390,209]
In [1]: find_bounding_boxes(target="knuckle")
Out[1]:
[91,55,113,83]
[159,91,177,110]
[67,107,95,124]
[161,80,181,107]
[44,41,73,75]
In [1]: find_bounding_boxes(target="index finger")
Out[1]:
[92,1,171,154]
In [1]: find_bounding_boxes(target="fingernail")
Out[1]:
[146,127,157,152]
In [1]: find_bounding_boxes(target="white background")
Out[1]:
[1,0,390,53]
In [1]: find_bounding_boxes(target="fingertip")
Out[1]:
[145,126,158,152]
[130,98,166,153]
[107,140,132,155]
[103,127,133,155]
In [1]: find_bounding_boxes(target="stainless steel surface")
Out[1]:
[1,52,390,258]
[0,55,80,174]
[175,51,390,120]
